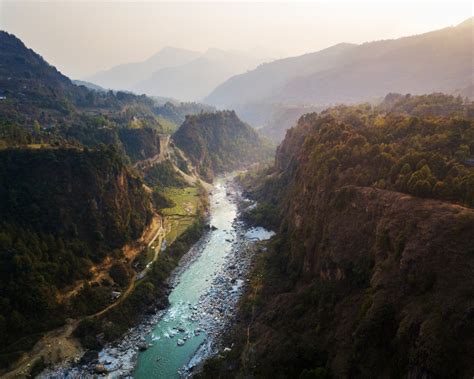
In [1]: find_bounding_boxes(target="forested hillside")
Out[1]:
[0,146,152,365]
[0,31,176,368]
[173,110,273,181]
[0,31,209,162]
[204,94,474,378]
[0,31,278,374]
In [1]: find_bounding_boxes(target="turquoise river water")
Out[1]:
[45,177,273,378]
[133,177,272,378]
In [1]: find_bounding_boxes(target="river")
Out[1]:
[133,176,273,377]
[47,175,273,378]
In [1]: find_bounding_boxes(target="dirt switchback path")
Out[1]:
[1,213,165,379]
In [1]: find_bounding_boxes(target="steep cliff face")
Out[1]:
[233,187,474,378]
[209,97,474,378]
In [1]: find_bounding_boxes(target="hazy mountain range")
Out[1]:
[205,17,473,128]
[86,47,274,101]
[85,18,472,140]
[86,47,199,92]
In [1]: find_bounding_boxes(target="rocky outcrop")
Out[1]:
[228,184,474,378]
[133,134,171,171]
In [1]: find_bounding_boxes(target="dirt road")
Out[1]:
[1,213,164,379]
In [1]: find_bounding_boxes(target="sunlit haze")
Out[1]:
[0,0,471,79]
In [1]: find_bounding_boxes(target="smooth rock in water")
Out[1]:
[94,364,108,374]
[177,339,185,347]
[138,343,149,351]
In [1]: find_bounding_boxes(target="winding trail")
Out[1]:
[1,213,165,379]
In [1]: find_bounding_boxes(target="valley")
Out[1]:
[0,31,273,378]
[201,95,474,378]
[0,9,473,379]
[39,176,273,378]
[0,163,191,378]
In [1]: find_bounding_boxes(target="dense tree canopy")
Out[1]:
[173,110,274,181]
[0,147,152,363]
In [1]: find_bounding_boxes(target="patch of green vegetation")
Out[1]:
[144,160,187,188]
[136,246,156,270]
[156,115,178,134]
[160,187,199,217]
[159,183,209,244]
[165,216,195,245]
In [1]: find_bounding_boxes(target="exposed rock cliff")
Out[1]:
[204,97,474,378]
[242,186,474,377]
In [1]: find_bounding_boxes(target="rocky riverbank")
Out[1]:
[40,177,273,378]
[39,232,215,378]
[180,179,274,376]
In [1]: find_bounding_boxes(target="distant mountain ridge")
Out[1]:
[205,42,356,111]
[87,47,201,92]
[205,18,473,128]
[133,48,269,101]
[87,47,273,101]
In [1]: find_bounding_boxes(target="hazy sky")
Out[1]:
[0,0,471,79]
